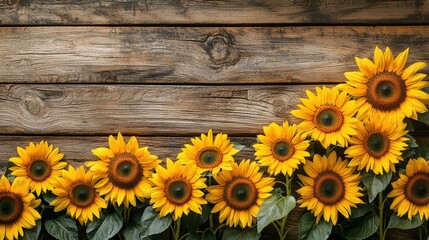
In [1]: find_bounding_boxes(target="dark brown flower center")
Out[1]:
[271,139,295,162]
[196,147,223,169]
[108,153,143,189]
[0,192,24,224]
[364,132,389,158]
[165,179,192,206]
[366,72,407,111]
[313,171,345,205]
[314,106,344,133]
[224,177,258,210]
[405,173,429,206]
[28,159,52,182]
[69,183,96,208]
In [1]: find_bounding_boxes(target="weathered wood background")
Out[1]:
[1,0,428,239]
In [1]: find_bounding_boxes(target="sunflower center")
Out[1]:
[108,153,143,189]
[224,177,258,210]
[28,159,52,182]
[364,132,389,158]
[405,173,429,206]
[366,72,406,111]
[70,184,96,208]
[271,139,295,162]
[313,171,345,205]
[314,106,344,133]
[196,147,223,169]
[0,192,24,224]
[165,180,192,206]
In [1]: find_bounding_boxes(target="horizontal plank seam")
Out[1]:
[0,23,429,28]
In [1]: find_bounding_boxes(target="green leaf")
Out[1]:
[403,118,414,131]
[361,171,393,203]
[45,215,79,240]
[418,112,429,126]
[405,134,418,148]
[123,224,142,240]
[141,206,172,238]
[186,229,216,240]
[299,212,332,240]
[86,211,123,240]
[182,204,210,230]
[257,192,296,233]
[232,142,245,151]
[42,191,57,204]
[387,214,424,230]
[222,227,261,240]
[343,213,379,240]
[20,219,42,240]
[350,203,375,219]
[415,144,429,159]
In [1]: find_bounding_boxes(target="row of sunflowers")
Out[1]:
[1,46,429,240]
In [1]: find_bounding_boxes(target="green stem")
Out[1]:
[214,224,226,234]
[179,232,190,240]
[379,192,385,240]
[279,174,292,240]
[273,220,282,236]
[174,218,181,240]
[210,213,215,229]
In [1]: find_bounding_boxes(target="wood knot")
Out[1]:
[24,97,43,116]
[202,32,240,69]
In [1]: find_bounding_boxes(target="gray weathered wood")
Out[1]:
[0,84,313,135]
[0,26,428,84]
[0,0,427,25]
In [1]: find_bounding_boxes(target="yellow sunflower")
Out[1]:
[254,121,310,176]
[9,141,67,196]
[345,114,408,175]
[150,158,207,220]
[297,152,364,225]
[291,86,359,149]
[338,46,429,120]
[86,133,161,208]
[0,176,41,240]
[388,158,429,220]
[177,129,240,175]
[206,160,274,228]
[50,166,107,225]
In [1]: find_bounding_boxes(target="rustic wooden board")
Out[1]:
[0,0,427,25]
[0,136,257,174]
[0,84,315,135]
[1,26,428,84]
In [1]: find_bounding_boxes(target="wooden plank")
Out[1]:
[0,84,312,135]
[0,0,427,25]
[0,26,428,84]
[0,136,257,174]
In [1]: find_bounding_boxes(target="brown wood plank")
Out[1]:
[0,0,427,25]
[0,26,428,84]
[0,135,257,174]
[0,84,313,135]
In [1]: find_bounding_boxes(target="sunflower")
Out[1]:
[177,129,240,175]
[150,158,207,220]
[388,158,429,220]
[338,46,429,120]
[86,133,161,208]
[290,86,359,149]
[0,176,41,240]
[9,141,67,196]
[254,121,310,176]
[297,152,364,225]
[345,115,408,175]
[50,166,107,225]
[206,160,274,228]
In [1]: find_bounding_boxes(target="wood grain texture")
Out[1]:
[1,26,428,84]
[0,136,257,174]
[0,84,313,135]
[0,0,427,25]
